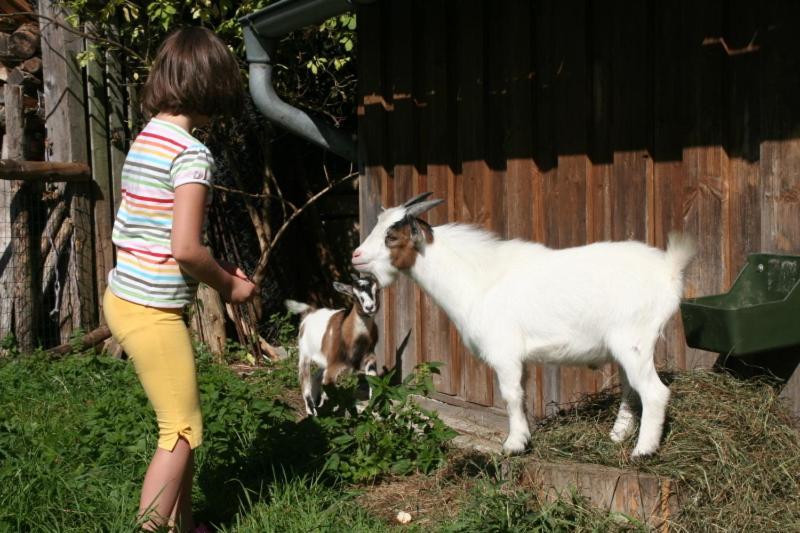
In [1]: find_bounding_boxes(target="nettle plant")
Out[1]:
[316,362,458,483]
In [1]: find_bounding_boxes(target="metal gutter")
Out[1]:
[240,0,358,162]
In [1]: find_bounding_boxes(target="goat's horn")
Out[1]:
[406,198,444,217]
[402,192,433,207]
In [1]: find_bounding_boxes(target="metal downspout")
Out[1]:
[240,0,358,162]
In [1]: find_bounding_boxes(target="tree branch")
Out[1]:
[251,171,358,287]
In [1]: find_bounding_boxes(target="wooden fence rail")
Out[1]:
[0,160,91,182]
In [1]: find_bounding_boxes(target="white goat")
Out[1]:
[285,274,380,416]
[351,192,696,456]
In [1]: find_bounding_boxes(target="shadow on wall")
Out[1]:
[358,0,799,173]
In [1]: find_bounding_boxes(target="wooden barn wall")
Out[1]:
[357,0,800,416]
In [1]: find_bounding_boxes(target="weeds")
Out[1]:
[316,362,458,482]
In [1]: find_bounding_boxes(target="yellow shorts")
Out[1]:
[103,289,203,451]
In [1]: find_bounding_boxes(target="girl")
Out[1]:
[103,27,256,531]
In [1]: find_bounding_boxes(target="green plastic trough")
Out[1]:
[680,254,800,356]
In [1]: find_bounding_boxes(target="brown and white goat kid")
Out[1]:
[285,274,380,416]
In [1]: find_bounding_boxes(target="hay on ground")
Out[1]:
[521,370,800,532]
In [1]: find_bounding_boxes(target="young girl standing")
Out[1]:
[103,27,256,531]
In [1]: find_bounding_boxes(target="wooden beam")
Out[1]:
[0,160,91,181]
[47,324,111,356]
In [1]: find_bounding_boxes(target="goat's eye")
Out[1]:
[385,233,398,246]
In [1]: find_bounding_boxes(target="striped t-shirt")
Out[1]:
[108,118,214,308]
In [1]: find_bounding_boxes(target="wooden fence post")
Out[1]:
[105,26,126,211]
[39,0,95,341]
[2,82,38,352]
[85,22,114,323]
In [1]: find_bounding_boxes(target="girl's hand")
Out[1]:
[225,275,257,304]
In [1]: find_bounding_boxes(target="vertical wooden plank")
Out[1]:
[39,0,94,340]
[85,26,114,323]
[758,1,800,416]
[416,0,455,395]
[105,42,126,211]
[357,0,389,371]
[587,1,612,246]
[684,0,727,370]
[652,1,690,371]
[550,0,591,405]
[585,0,617,393]
[498,0,538,415]
[386,0,418,379]
[759,0,800,254]
[532,0,560,416]
[454,0,493,407]
[609,1,649,244]
[484,0,509,411]
[726,0,761,285]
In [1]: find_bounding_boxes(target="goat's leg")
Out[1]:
[312,368,325,409]
[494,360,530,455]
[612,334,669,457]
[322,361,349,385]
[609,367,636,443]
[298,353,317,416]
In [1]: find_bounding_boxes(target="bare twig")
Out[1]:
[211,183,298,211]
[251,171,358,287]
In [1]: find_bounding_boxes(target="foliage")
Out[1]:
[0,332,19,357]
[266,310,297,349]
[440,482,644,533]
[0,351,456,529]
[315,362,458,483]
[60,0,358,124]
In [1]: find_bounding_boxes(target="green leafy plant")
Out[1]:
[267,310,297,349]
[67,326,87,354]
[315,362,457,483]
[0,332,19,357]
[223,339,256,365]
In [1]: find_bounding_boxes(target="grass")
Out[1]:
[2,346,796,532]
[0,353,627,533]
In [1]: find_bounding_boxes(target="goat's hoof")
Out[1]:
[630,446,657,459]
[609,428,632,443]
[502,435,529,455]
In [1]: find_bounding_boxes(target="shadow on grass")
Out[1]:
[194,401,332,527]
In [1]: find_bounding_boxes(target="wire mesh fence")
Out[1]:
[0,180,92,353]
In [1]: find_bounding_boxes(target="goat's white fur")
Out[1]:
[353,201,696,456]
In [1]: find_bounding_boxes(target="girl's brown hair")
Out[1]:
[142,27,244,118]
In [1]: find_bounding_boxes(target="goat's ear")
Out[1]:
[350,272,361,283]
[402,191,433,207]
[409,217,426,249]
[333,282,353,296]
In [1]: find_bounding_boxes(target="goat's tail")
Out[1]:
[665,231,697,279]
[285,299,312,315]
